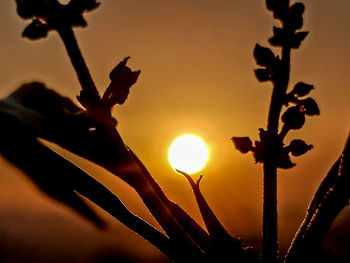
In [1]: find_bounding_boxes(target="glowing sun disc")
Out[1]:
[168,134,209,174]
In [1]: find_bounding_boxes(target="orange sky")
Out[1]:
[0,0,349,262]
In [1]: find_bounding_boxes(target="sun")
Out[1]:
[168,134,209,174]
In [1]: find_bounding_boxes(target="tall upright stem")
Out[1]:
[263,161,278,263]
[262,45,291,263]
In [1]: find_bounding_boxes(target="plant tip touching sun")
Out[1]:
[168,134,209,175]
[0,0,348,262]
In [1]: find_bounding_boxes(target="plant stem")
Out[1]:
[54,25,209,262]
[57,26,100,101]
[263,45,291,263]
[263,161,278,263]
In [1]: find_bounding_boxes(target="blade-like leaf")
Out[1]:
[285,137,350,263]
[177,169,259,262]
[0,82,208,262]
[0,107,175,260]
[0,111,104,227]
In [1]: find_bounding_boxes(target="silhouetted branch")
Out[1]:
[0,111,104,227]
[177,170,239,245]
[57,26,101,108]
[0,110,180,260]
[1,83,208,262]
[16,0,102,110]
[130,150,213,254]
[177,170,254,261]
[285,136,350,263]
[262,40,291,263]
[14,2,212,260]
[233,1,318,262]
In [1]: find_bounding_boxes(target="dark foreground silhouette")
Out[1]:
[0,0,348,262]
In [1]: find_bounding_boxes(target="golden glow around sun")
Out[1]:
[168,134,209,174]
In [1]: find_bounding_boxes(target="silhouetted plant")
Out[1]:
[232,0,317,262]
[0,0,348,262]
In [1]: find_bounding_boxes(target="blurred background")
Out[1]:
[0,0,349,262]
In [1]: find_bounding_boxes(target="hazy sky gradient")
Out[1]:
[0,0,349,262]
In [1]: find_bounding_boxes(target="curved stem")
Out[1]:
[130,150,212,253]
[178,171,236,244]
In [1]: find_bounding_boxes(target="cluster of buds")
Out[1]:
[16,0,100,39]
[282,82,319,130]
[233,0,319,169]
[102,57,141,108]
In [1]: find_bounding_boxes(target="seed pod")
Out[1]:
[278,153,296,169]
[232,137,254,154]
[290,2,305,30]
[254,68,272,82]
[254,44,276,66]
[299,98,320,116]
[281,107,305,130]
[292,82,314,97]
[291,31,309,49]
[102,57,141,107]
[269,27,286,47]
[22,19,49,40]
[289,139,313,156]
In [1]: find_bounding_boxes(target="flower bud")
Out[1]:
[22,19,49,39]
[102,57,141,107]
[292,82,314,97]
[254,44,276,66]
[281,107,305,130]
[299,98,320,116]
[232,137,254,154]
[289,139,313,156]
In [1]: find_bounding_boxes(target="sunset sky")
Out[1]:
[0,0,349,262]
